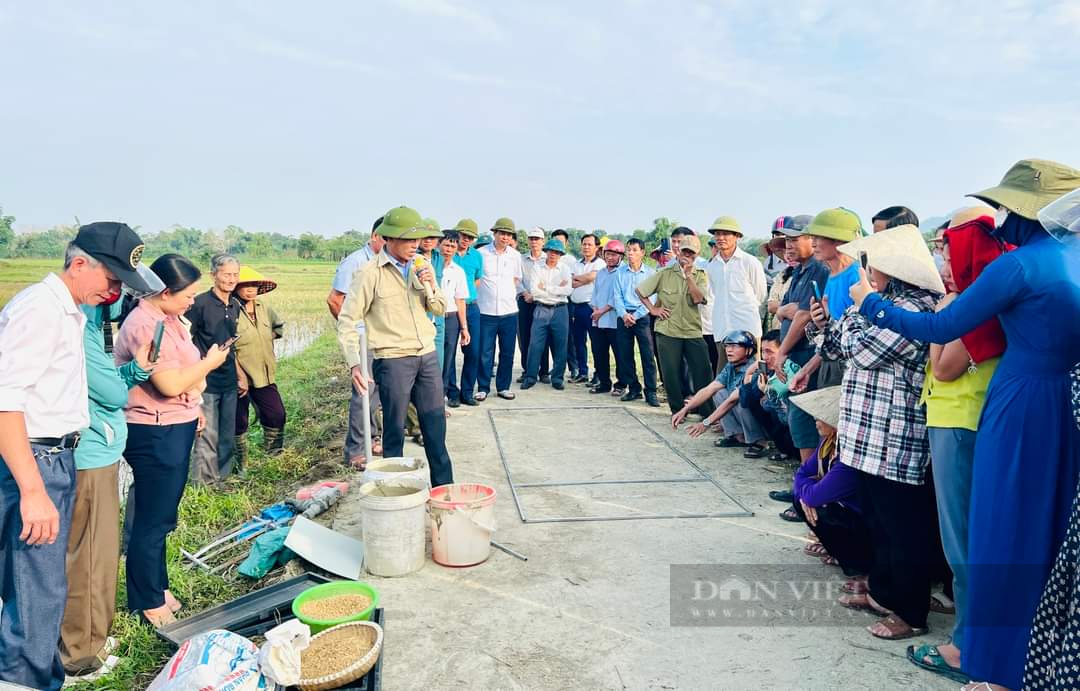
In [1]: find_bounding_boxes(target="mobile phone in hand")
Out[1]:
[858,251,869,271]
[220,335,240,349]
[149,320,165,363]
[811,280,822,302]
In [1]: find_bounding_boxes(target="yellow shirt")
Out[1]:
[921,356,999,431]
[337,250,446,366]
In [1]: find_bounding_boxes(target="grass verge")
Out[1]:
[73,331,350,690]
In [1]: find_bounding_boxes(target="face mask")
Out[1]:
[995,206,1010,229]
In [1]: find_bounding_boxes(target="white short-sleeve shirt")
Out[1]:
[440,261,470,314]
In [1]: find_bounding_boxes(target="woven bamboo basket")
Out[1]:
[296,620,384,691]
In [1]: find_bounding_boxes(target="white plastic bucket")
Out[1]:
[429,484,497,567]
[361,456,429,489]
[357,479,429,577]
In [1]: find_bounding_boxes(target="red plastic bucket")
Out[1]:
[428,483,497,567]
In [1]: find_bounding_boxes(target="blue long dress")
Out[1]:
[859,229,1080,688]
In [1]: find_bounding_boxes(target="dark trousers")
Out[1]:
[745,391,799,458]
[655,333,716,416]
[457,302,481,402]
[0,444,76,691]
[703,334,719,375]
[793,501,873,578]
[570,302,593,378]
[525,304,568,385]
[650,315,665,384]
[442,311,461,396]
[235,383,286,435]
[125,420,197,612]
[856,469,937,629]
[478,313,517,394]
[517,297,549,378]
[589,326,620,389]
[615,318,658,395]
[373,352,454,487]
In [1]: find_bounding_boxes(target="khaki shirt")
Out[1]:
[235,299,283,388]
[636,264,708,339]
[337,250,446,366]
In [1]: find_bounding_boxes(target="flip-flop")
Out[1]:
[867,614,928,641]
[779,507,802,522]
[841,578,869,595]
[803,543,829,558]
[906,644,971,684]
[838,593,890,614]
[930,593,956,615]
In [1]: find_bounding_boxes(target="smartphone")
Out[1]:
[149,320,165,363]
[858,251,869,271]
[220,335,240,349]
[660,238,671,254]
[811,280,822,302]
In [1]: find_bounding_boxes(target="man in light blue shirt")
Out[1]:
[612,239,660,406]
[588,240,625,394]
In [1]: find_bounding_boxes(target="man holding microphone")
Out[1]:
[336,206,453,488]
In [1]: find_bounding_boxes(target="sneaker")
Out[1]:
[497,390,516,400]
[475,392,488,402]
[569,373,588,384]
[612,386,627,397]
[539,374,551,384]
[620,391,642,402]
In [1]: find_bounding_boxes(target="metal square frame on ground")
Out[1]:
[488,406,754,523]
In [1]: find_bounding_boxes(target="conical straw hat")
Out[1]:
[838,224,945,294]
[789,386,840,428]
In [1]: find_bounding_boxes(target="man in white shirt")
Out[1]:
[550,229,577,377]
[476,217,523,400]
[521,239,574,390]
[327,215,385,463]
[517,227,550,384]
[569,233,604,384]
[438,230,472,406]
[706,216,767,372]
[0,222,156,691]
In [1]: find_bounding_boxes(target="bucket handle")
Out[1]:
[453,506,495,534]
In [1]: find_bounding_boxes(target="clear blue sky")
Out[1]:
[2,1,1078,238]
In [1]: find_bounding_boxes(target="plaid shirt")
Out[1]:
[818,286,939,485]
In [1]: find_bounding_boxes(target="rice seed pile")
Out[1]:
[301,625,377,678]
[298,593,372,620]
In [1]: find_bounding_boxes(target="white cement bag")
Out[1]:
[148,629,268,691]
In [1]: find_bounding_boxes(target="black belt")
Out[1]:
[538,303,568,308]
[29,432,81,450]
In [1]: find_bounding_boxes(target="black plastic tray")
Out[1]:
[156,573,332,647]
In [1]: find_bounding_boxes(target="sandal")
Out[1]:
[868,613,928,641]
[779,507,802,522]
[821,555,839,566]
[930,593,956,615]
[371,436,383,456]
[841,578,869,595]
[906,644,970,684]
[803,543,829,558]
[347,455,367,471]
[838,593,891,614]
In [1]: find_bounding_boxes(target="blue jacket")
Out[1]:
[76,302,149,470]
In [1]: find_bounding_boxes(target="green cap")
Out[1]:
[453,218,479,238]
[708,216,742,236]
[379,206,424,239]
[542,239,566,254]
[969,159,1080,220]
[804,208,864,242]
[491,217,517,234]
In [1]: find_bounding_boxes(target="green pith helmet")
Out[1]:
[454,218,479,238]
[804,207,864,242]
[421,217,444,238]
[491,217,517,234]
[379,206,424,239]
[708,215,743,236]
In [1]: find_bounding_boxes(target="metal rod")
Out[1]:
[490,540,528,561]
[359,327,372,463]
[487,410,529,522]
[489,405,624,412]
[522,511,752,524]
[515,478,707,488]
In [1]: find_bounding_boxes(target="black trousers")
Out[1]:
[124,420,197,612]
[856,469,938,628]
[589,326,621,389]
[615,318,658,395]
[516,297,549,377]
[793,501,873,577]
[373,352,454,487]
[655,333,715,416]
[703,334,719,375]
[235,383,286,434]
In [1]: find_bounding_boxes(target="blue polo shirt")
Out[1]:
[453,247,483,304]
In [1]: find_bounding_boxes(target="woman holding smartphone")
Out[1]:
[114,254,229,628]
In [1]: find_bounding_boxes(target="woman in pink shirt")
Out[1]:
[114,254,229,628]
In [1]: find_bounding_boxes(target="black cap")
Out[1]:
[72,222,156,294]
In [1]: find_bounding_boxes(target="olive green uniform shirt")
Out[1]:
[337,250,446,367]
[636,264,709,339]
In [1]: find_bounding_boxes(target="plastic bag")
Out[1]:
[258,619,311,686]
[148,630,268,691]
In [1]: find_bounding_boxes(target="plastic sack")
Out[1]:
[257,619,311,686]
[148,629,269,691]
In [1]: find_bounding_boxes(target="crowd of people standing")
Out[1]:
[0,158,1078,690]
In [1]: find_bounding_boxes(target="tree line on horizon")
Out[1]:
[0,207,768,263]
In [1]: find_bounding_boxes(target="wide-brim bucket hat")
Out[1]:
[790,386,840,428]
[968,159,1080,221]
[235,266,277,294]
[838,224,946,294]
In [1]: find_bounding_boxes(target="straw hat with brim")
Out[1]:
[708,216,742,235]
[968,159,1080,220]
[491,217,517,234]
[948,206,994,229]
[838,224,946,294]
[454,218,479,238]
[235,266,277,294]
[789,386,840,428]
[805,208,864,242]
